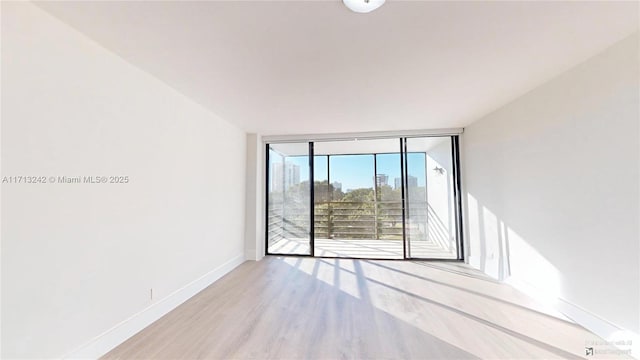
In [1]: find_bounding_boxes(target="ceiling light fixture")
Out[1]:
[343,0,385,13]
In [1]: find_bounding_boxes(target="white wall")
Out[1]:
[463,33,639,337]
[1,3,246,358]
[244,133,264,261]
[425,140,456,255]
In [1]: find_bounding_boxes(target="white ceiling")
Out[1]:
[36,1,638,136]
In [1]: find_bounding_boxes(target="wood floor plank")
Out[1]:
[102,257,626,359]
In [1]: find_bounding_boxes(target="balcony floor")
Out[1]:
[268,237,457,259]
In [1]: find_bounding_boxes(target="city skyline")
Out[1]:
[394,175,418,190]
[269,161,300,192]
[270,153,429,192]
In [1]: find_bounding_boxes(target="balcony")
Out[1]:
[268,200,457,259]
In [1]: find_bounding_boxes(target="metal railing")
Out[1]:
[268,200,430,241]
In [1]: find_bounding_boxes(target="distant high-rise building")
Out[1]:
[408,176,418,188]
[394,176,418,189]
[375,174,389,187]
[285,163,300,188]
[270,161,300,191]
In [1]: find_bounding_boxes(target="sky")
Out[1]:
[284,153,427,191]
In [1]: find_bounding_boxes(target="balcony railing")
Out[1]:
[268,200,430,241]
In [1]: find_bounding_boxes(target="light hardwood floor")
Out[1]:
[103,257,624,359]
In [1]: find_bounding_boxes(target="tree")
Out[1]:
[341,188,374,203]
[376,185,401,201]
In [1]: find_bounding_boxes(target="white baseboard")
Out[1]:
[554,297,639,358]
[63,254,246,359]
[505,276,639,358]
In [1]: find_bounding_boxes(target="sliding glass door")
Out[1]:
[313,138,402,259]
[266,143,312,255]
[266,135,462,260]
[404,137,460,259]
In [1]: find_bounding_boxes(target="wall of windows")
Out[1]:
[266,136,463,260]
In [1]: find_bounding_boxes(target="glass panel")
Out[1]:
[267,143,311,255]
[313,155,330,240]
[375,153,403,241]
[405,137,458,259]
[313,138,403,259]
